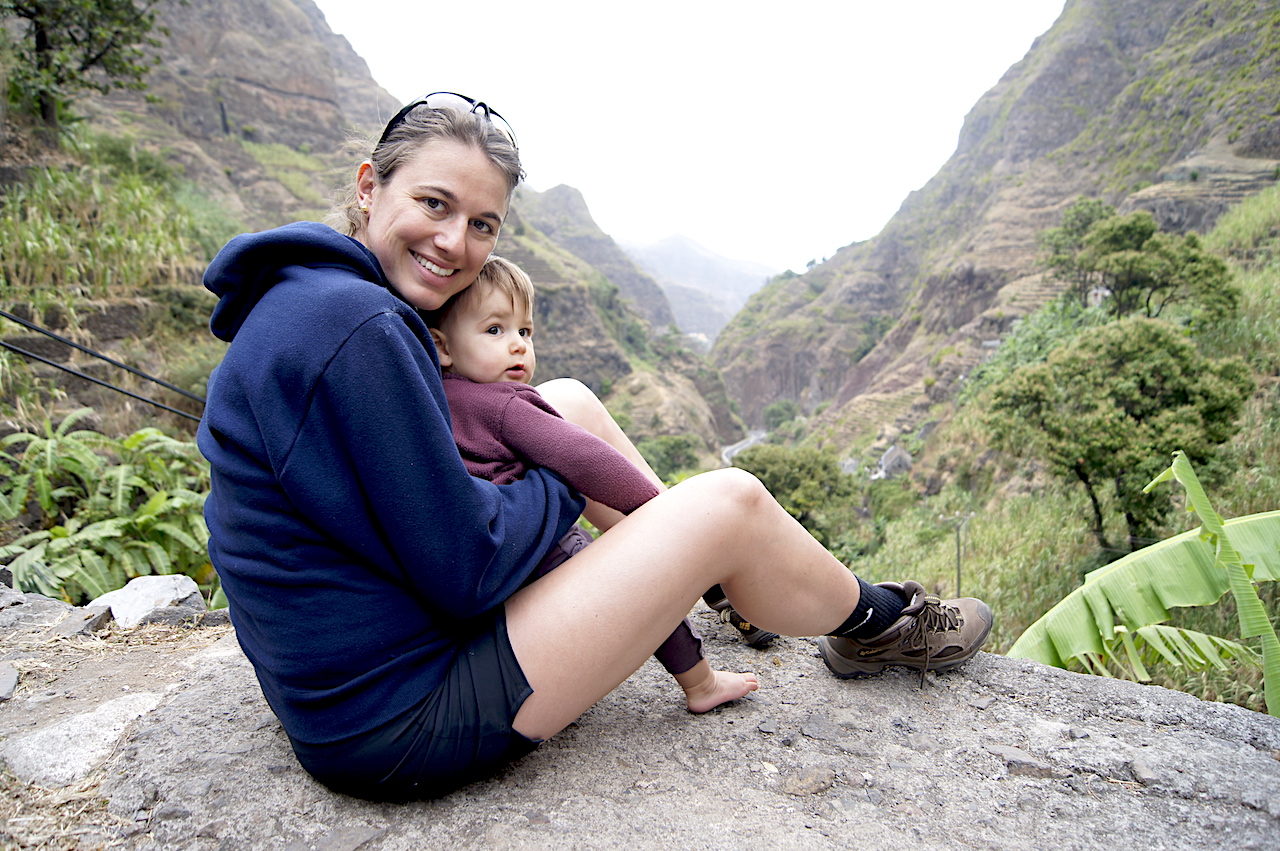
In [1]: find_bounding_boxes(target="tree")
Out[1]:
[1040,199,1238,323]
[1040,196,1116,306]
[762,399,800,431]
[2,0,166,143]
[987,318,1253,553]
[635,434,702,482]
[732,444,852,545]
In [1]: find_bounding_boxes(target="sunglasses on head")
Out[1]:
[376,92,518,151]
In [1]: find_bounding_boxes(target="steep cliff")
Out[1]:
[516,185,678,333]
[86,0,401,228]
[712,0,1280,447]
[58,0,738,455]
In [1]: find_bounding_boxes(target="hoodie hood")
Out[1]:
[205,222,386,342]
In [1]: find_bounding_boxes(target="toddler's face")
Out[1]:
[437,285,535,384]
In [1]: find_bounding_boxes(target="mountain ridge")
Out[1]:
[711,0,1280,448]
[621,235,777,344]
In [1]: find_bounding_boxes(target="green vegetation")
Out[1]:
[0,154,193,303]
[636,434,702,482]
[1010,453,1280,717]
[725,190,1280,713]
[1,0,166,140]
[762,399,800,431]
[732,445,856,548]
[0,132,241,313]
[0,409,215,605]
[1040,196,1238,322]
[239,139,332,213]
[987,317,1253,552]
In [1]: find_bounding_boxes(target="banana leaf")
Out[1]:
[1009,451,1280,715]
[1007,509,1280,667]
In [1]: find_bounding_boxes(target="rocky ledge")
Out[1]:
[1,578,1279,850]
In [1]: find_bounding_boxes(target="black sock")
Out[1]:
[830,578,908,639]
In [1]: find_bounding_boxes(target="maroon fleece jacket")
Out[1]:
[442,374,660,512]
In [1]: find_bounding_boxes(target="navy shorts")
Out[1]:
[287,609,539,801]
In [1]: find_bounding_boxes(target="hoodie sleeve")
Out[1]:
[279,310,584,619]
[498,388,661,515]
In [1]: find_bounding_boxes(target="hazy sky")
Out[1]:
[314,1,1066,272]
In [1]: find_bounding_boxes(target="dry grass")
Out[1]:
[0,622,234,849]
[0,768,130,851]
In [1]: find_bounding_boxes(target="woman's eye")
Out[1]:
[423,197,443,211]
[472,219,494,234]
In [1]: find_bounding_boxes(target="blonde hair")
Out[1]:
[429,255,535,328]
[326,106,523,238]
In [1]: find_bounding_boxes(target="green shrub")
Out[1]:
[0,409,215,605]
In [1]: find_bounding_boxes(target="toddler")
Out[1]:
[428,256,757,713]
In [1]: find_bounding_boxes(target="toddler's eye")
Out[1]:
[486,325,502,335]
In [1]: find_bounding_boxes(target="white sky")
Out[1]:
[314,1,1066,272]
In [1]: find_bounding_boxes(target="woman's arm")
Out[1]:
[283,313,584,617]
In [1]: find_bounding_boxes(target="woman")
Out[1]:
[197,92,992,801]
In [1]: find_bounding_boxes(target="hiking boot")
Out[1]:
[704,590,778,649]
[818,580,992,683]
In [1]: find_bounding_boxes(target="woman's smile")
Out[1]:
[355,139,509,311]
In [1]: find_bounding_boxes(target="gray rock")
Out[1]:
[782,766,837,795]
[0,663,17,700]
[0,585,23,610]
[986,743,1056,778]
[0,692,162,786]
[0,592,72,630]
[44,605,113,639]
[89,575,206,629]
[4,611,1280,849]
[107,778,159,819]
[135,606,207,628]
[0,566,12,587]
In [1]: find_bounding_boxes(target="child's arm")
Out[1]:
[499,387,661,515]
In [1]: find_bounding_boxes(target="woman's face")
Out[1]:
[356,139,510,311]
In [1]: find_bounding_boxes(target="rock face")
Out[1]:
[1,586,1278,850]
[623,235,778,343]
[711,0,1280,442]
[517,185,679,333]
[105,0,398,147]
[87,0,401,231]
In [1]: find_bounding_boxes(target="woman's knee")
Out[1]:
[536,378,598,422]
[673,467,772,522]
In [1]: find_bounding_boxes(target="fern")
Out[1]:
[0,413,216,605]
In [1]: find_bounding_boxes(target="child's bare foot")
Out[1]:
[675,661,759,713]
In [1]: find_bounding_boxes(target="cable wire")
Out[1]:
[0,307,206,404]
[0,340,201,423]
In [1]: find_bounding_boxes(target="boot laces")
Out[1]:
[904,597,963,687]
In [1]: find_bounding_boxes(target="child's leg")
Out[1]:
[673,660,759,714]
[652,616,756,712]
[533,521,751,711]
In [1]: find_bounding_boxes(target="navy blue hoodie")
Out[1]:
[197,222,583,744]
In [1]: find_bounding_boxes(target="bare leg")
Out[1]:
[506,467,859,741]
[538,378,664,531]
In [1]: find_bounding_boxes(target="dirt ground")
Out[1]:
[1,612,232,851]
